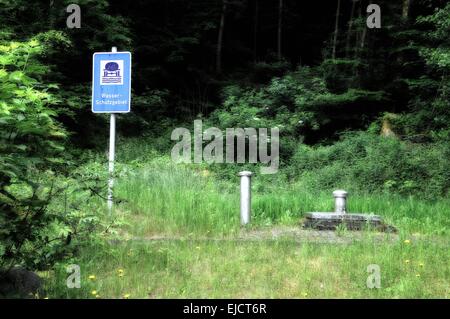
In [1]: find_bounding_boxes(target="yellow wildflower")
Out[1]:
[404,239,411,244]
[201,170,210,177]
[123,293,130,299]
[88,275,96,280]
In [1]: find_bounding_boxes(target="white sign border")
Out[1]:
[91,51,132,114]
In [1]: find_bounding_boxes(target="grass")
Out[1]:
[41,144,450,299]
[115,163,239,237]
[113,157,450,238]
[44,239,449,298]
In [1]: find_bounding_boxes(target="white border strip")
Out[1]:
[91,51,132,113]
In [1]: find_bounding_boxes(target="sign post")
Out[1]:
[92,47,131,214]
[108,107,116,213]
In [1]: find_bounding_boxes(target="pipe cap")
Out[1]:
[238,171,253,177]
[333,190,348,197]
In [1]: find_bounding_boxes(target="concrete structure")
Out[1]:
[303,190,396,232]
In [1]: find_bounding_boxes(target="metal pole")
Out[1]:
[238,171,252,226]
[333,190,348,214]
[107,46,117,214]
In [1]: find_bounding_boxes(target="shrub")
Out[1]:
[0,35,112,274]
[288,132,449,198]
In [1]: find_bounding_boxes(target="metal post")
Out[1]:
[238,171,252,226]
[333,190,348,214]
[107,46,117,214]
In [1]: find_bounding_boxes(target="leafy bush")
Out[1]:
[211,66,386,147]
[288,132,449,198]
[0,36,112,273]
[208,67,329,155]
[396,3,450,141]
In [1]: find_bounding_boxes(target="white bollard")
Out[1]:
[333,190,348,214]
[238,171,252,226]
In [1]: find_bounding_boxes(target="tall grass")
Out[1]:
[116,160,240,236]
[113,156,450,237]
[253,190,450,236]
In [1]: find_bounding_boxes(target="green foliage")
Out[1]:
[0,37,63,269]
[320,58,367,92]
[394,3,450,140]
[62,0,132,51]
[246,60,292,83]
[212,67,329,136]
[211,66,387,150]
[0,36,114,272]
[288,132,449,198]
[0,37,65,179]
[119,89,171,135]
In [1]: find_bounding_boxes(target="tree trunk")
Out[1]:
[397,0,411,71]
[402,0,410,20]
[345,0,357,57]
[253,0,259,63]
[216,0,227,74]
[332,0,341,60]
[354,0,362,59]
[49,0,55,29]
[355,0,367,52]
[360,23,367,50]
[277,0,283,60]
[165,0,170,25]
[353,0,366,80]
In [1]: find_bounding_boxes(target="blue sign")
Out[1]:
[92,51,131,113]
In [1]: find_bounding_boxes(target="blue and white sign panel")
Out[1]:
[92,51,131,113]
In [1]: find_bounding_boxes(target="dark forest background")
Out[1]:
[1,0,450,194]
[1,0,448,145]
